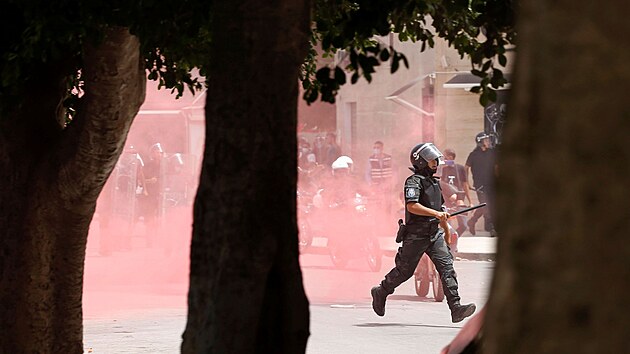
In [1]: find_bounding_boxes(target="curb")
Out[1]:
[454,252,495,262]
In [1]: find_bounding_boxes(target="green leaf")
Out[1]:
[334,66,346,85]
[488,88,497,102]
[481,60,492,72]
[379,48,390,62]
[498,54,507,67]
[349,49,358,68]
[391,56,400,73]
[480,92,489,106]
[351,72,359,84]
[365,45,380,54]
[401,54,409,69]
[306,88,318,103]
[315,67,331,82]
[332,36,345,49]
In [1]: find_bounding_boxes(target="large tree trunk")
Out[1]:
[484,1,630,352]
[182,1,311,353]
[0,27,145,352]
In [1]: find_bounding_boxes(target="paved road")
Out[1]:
[302,254,493,354]
[83,250,493,354]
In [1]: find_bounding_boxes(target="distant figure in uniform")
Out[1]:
[298,137,313,168]
[465,132,497,236]
[139,142,164,245]
[323,155,367,207]
[366,140,395,212]
[323,132,341,168]
[298,138,324,194]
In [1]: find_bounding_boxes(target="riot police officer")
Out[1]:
[138,142,164,245]
[465,132,497,236]
[371,143,476,323]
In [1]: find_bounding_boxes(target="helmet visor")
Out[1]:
[415,143,443,163]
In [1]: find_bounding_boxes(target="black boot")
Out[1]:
[371,286,389,316]
[451,303,476,323]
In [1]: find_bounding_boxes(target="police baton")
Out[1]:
[428,203,487,223]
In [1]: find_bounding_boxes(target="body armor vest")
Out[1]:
[405,174,443,236]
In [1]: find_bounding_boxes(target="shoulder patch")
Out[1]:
[405,187,417,198]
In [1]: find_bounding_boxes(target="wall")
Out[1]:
[334,36,493,186]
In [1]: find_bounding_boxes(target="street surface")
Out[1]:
[83,247,493,354]
[301,254,493,354]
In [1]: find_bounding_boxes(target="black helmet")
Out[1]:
[410,143,443,171]
[475,132,491,147]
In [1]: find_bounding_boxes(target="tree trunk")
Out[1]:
[0,27,145,352]
[484,1,630,352]
[182,1,311,353]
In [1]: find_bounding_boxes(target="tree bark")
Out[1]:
[182,1,312,353]
[0,27,145,352]
[484,1,630,352]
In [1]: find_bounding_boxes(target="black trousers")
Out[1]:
[381,233,461,309]
[470,189,495,231]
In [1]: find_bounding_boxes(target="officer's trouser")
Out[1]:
[471,188,495,231]
[380,232,461,309]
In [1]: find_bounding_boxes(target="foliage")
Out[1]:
[0,0,212,122]
[303,0,516,105]
[0,0,516,119]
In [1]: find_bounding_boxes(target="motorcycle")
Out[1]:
[313,190,382,272]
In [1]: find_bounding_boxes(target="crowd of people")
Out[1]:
[96,141,195,255]
[297,131,498,237]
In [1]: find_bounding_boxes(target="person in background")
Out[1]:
[465,132,497,236]
[297,137,313,168]
[438,148,471,235]
[323,132,341,168]
[365,140,395,213]
[324,156,359,207]
[138,142,164,245]
[366,141,393,186]
[298,138,324,194]
[312,135,326,164]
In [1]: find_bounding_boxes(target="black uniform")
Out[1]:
[379,172,462,310]
[465,146,496,232]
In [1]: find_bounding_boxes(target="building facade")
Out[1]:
[330,35,513,186]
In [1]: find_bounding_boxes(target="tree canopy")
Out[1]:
[303,0,516,105]
[0,1,211,121]
[1,0,516,121]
